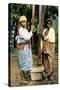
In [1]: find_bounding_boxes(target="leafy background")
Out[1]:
[8,4,58,55]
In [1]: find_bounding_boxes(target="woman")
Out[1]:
[41,19,55,80]
[16,16,34,84]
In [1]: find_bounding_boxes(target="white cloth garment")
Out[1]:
[16,27,33,44]
[16,27,33,71]
[41,27,55,50]
[42,27,55,43]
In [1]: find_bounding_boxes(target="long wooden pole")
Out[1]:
[32,5,35,25]
[32,5,35,46]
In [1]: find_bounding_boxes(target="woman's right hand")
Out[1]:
[41,34,45,40]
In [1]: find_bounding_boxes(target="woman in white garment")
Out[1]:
[16,16,34,84]
[41,19,55,80]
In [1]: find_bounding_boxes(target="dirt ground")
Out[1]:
[9,54,58,87]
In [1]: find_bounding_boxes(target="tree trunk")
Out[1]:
[37,5,45,65]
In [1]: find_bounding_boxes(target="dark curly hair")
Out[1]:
[46,19,52,25]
